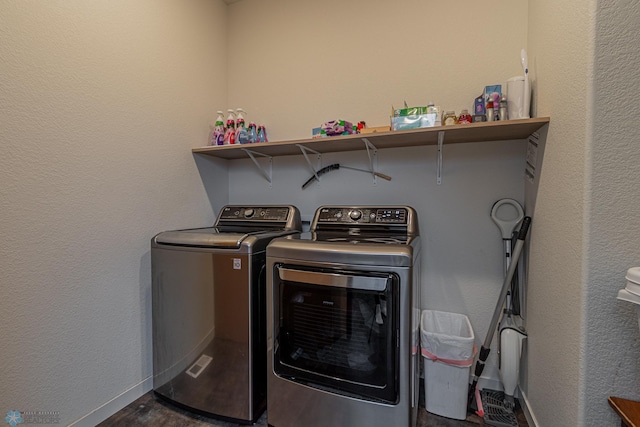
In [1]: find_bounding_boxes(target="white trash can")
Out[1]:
[420,310,476,420]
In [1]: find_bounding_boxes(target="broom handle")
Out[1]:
[339,165,392,181]
[482,216,531,350]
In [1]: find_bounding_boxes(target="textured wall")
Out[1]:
[525,0,592,425]
[227,0,529,142]
[0,1,228,425]
[9,2,637,426]
[527,0,640,426]
[585,0,640,424]
[225,0,530,388]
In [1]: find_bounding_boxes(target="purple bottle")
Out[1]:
[213,111,225,146]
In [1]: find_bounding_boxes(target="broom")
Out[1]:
[468,216,531,414]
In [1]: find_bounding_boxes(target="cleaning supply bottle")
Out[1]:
[223,109,236,145]
[235,108,250,144]
[458,109,472,124]
[257,125,268,143]
[212,111,225,146]
[248,122,257,144]
[235,108,245,132]
[208,125,215,146]
[443,111,458,126]
[499,98,508,121]
[486,98,495,122]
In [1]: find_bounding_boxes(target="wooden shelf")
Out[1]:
[609,396,640,426]
[192,117,549,160]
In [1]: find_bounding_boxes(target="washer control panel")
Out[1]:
[316,207,408,225]
[219,206,291,222]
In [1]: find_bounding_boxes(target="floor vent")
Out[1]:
[480,389,519,427]
[186,354,212,378]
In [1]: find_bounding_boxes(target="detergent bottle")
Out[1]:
[223,109,236,145]
[212,111,225,146]
[235,108,250,144]
[247,122,257,144]
[257,125,268,143]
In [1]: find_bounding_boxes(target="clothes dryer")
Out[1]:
[266,206,420,427]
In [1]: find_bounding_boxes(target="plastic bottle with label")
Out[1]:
[212,111,225,146]
[486,99,495,122]
[458,109,472,124]
[443,111,458,126]
[223,109,236,145]
[499,99,508,121]
[235,108,250,144]
[247,122,257,143]
[257,125,268,143]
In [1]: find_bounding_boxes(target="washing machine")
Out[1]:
[151,205,301,423]
[266,206,421,427]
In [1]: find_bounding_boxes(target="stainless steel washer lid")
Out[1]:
[153,205,302,249]
[154,227,252,248]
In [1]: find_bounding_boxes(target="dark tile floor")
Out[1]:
[98,389,528,427]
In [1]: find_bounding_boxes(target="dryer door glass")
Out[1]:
[274,266,398,403]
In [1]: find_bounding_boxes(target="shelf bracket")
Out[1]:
[437,131,444,185]
[361,138,379,183]
[296,144,322,182]
[241,148,272,184]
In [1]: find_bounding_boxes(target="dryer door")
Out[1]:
[272,265,399,404]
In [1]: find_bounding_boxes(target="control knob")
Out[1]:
[349,210,362,221]
[244,209,255,218]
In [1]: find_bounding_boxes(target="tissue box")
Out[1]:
[391,113,437,131]
[393,106,429,117]
[391,104,440,130]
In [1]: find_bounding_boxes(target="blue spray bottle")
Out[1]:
[247,122,257,143]
[257,125,268,143]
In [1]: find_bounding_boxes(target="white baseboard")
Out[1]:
[518,389,539,427]
[68,376,153,427]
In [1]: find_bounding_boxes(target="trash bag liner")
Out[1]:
[420,310,475,367]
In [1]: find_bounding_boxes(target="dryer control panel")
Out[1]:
[316,207,408,225]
